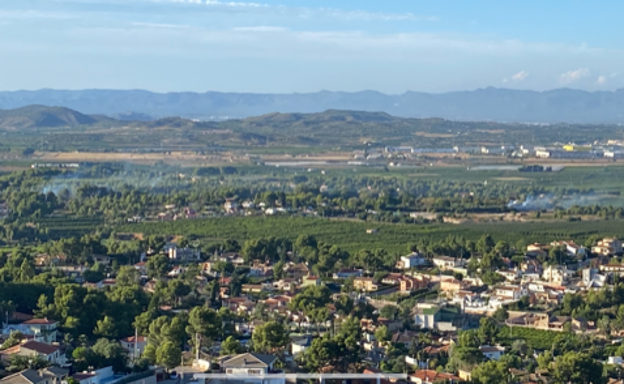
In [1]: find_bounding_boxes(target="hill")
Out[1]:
[0,105,622,151]
[1,88,624,124]
[0,105,103,130]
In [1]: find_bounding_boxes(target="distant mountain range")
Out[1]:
[1,88,624,124]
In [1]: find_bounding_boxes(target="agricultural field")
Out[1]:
[119,216,624,255]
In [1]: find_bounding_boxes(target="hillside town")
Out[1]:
[2,233,624,384]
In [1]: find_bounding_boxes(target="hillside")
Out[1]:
[0,105,622,151]
[1,88,624,123]
[0,105,103,130]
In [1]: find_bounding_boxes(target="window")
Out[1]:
[247,370,262,376]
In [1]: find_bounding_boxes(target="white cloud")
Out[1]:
[505,70,529,83]
[560,68,590,84]
[597,75,606,85]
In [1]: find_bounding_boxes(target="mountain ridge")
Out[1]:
[1,88,624,124]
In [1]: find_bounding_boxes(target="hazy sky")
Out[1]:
[1,0,623,93]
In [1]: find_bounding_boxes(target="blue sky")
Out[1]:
[1,0,623,93]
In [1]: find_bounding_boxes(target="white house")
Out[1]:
[398,253,427,269]
[479,345,505,361]
[2,318,58,344]
[494,285,528,301]
[542,266,574,285]
[164,244,201,262]
[432,256,464,271]
[414,304,441,330]
[218,353,281,384]
[119,336,147,359]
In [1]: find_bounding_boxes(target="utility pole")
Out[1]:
[196,333,200,361]
[134,327,138,359]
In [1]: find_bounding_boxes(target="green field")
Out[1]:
[120,216,624,255]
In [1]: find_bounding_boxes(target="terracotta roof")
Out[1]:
[6,341,61,356]
[411,370,459,382]
[121,336,146,343]
[22,318,56,325]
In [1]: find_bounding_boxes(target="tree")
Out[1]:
[186,307,222,349]
[477,234,496,255]
[478,317,499,345]
[471,360,508,384]
[252,321,289,353]
[116,266,140,287]
[380,305,399,320]
[303,335,339,371]
[147,254,169,278]
[221,336,245,355]
[156,340,181,370]
[290,285,331,316]
[553,352,604,384]
[1,331,24,349]
[492,307,509,322]
[91,338,128,373]
[94,316,118,339]
[19,258,35,282]
[374,325,391,344]
[8,355,50,372]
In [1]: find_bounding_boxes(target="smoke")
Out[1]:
[508,194,556,211]
[37,163,181,196]
[508,193,623,211]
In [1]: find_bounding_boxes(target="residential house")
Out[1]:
[526,243,548,253]
[119,335,147,359]
[381,273,402,286]
[2,318,58,344]
[592,238,623,256]
[520,259,543,275]
[283,263,310,279]
[164,244,201,262]
[542,265,574,285]
[410,370,460,384]
[0,341,65,365]
[479,345,505,361]
[390,330,419,348]
[440,276,464,295]
[248,265,273,278]
[222,297,256,313]
[397,253,427,269]
[273,278,298,292]
[167,266,186,277]
[551,240,586,258]
[333,269,363,279]
[241,283,273,294]
[399,276,426,293]
[0,368,68,384]
[261,295,292,311]
[414,304,441,330]
[432,256,464,271]
[133,262,147,276]
[223,199,239,214]
[496,269,522,282]
[494,285,528,301]
[290,335,312,356]
[600,264,624,276]
[301,275,321,287]
[353,277,379,292]
[219,352,277,375]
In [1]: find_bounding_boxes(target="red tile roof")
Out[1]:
[20,340,60,355]
[22,318,56,325]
